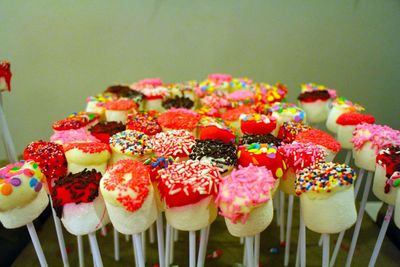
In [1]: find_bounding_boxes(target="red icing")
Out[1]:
[296,129,341,152]
[158,160,221,208]
[63,142,111,153]
[277,122,311,143]
[199,125,235,144]
[220,106,254,122]
[51,170,102,217]
[104,99,137,110]
[126,113,162,136]
[103,160,150,212]
[53,112,100,131]
[240,117,277,135]
[336,112,375,126]
[157,109,201,131]
[237,145,286,179]
[23,140,68,193]
[0,61,12,91]
[376,146,400,194]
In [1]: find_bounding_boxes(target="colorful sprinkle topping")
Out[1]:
[278,142,326,172]
[336,112,375,126]
[200,94,229,109]
[277,122,311,143]
[221,106,254,122]
[151,130,195,158]
[268,102,305,123]
[23,141,67,193]
[241,134,282,147]
[295,162,356,195]
[52,112,100,131]
[253,82,288,104]
[296,129,341,152]
[376,146,400,193]
[51,169,102,217]
[109,130,153,156]
[158,160,221,208]
[300,83,337,99]
[86,94,115,104]
[126,112,162,136]
[332,97,364,112]
[101,159,151,212]
[352,123,400,152]
[144,156,175,182]
[157,108,201,131]
[216,164,277,224]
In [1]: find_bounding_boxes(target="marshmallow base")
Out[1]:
[353,141,376,171]
[105,110,130,124]
[110,151,149,164]
[165,196,217,231]
[0,190,49,229]
[62,195,110,235]
[105,188,157,234]
[373,164,396,205]
[299,100,329,124]
[280,168,296,195]
[300,187,357,234]
[225,200,273,237]
[145,99,165,113]
[326,106,346,133]
[337,125,355,150]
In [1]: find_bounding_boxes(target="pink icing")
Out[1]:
[200,94,229,109]
[50,128,100,144]
[136,78,163,87]
[227,90,255,101]
[351,123,400,152]
[207,73,232,82]
[215,164,277,224]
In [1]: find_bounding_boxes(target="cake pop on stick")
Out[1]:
[216,164,278,267]
[131,78,168,112]
[367,146,399,267]
[24,141,70,267]
[85,94,115,118]
[101,159,158,265]
[268,102,306,136]
[326,97,364,133]
[158,160,221,267]
[104,98,137,124]
[346,124,400,267]
[295,162,357,267]
[297,83,335,125]
[0,161,49,267]
[278,142,326,267]
[198,116,235,144]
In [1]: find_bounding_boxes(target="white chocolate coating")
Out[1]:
[353,141,376,171]
[372,164,397,205]
[299,100,330,123]
[105,110,130,124]
[326,106,347,133]
[337,125,356,149]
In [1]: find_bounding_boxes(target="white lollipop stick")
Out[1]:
[245,236,254,267]
[295,231,300,267]
[345,171,373,267]
[132,235,138,267]
[88,233,103,267]
[141,231,146,262]
[125,234,129,242]
[189,231,196,267]
[284,194,294,266]
[170,227,175,264]
[254,233,260,267]
[156,215,165,267]
[197,225,210,267]
[275,191,280,226]
[49,198,69,267]
[149,223,155,244]
[132,234,145,267]
[113,228,120,261]
[26,222,48,267]
[174,228,179,242]
[368,205,394,267]
[280,191,285,244]
[0,94,18,163]
[330,168,365,267]
[322,234,330,267]
[242,244,247,267]
[299,207,306,267]
[165,223,172,267]
[77,235,84,267]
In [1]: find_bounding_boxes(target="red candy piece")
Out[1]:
[199,125,235,144]
[238,144,286,179]
[0,61,12,91]
[23,140,68,193]
[296,129,341,152]
[240,114,277,135]
[221,106,254,122]
[336,112,375,126]
[126,113,162,136]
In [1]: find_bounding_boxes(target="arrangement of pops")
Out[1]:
[0,61,399,267]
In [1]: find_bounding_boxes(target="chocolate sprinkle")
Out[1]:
[162,96,194,109]
[241,134,282,147]
[89,121,126,135]
[297,90,330,101]
[189,140,237,173]
[104,85,144,103]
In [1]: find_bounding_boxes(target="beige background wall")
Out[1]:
[0,0,399,158]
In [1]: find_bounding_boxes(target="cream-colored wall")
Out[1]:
[0,0,399,158]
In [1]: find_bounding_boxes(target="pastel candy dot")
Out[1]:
[33,163,38,169]
[34,183,42,192]
[10,178,21,186]
[30,178,38,187]
[276,168,283,178]
[1,184,13,195]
